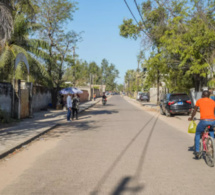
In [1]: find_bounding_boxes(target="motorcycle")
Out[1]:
[102,98,107,105]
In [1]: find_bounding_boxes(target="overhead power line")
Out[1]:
[123,0,151,39]
[123,0,139,25]
[134,0,144,24]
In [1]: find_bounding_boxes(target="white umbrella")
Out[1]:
[72,87,83,94]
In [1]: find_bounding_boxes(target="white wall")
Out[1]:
[32,89,51,112]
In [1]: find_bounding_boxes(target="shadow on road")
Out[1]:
[90,114,159,195]
[111,177,144,195]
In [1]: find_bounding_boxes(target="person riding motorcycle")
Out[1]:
[102,92,107,99]
[102,92,107,105]
[188,90,215,158]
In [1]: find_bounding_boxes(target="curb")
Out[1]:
[0,100,101,160]
[0,124,59,159]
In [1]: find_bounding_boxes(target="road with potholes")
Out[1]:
[0,95,215,195]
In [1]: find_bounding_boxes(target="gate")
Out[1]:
[20,81,30,119]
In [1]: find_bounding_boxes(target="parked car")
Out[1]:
[140,93,149,102]
[160,93,192,116]
[136,92,143,100]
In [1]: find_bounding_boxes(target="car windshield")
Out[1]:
[169,94,189,101]
[142,93,148,96]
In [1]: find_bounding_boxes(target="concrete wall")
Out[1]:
[0,82,12,115]
[32,86,51,111]
[149,87,163,103]
[78,86,105,100]
[79,90,89,102]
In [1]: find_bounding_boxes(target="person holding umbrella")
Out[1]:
[67,93,73,121]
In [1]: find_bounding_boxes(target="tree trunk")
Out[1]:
[51,88,58,109]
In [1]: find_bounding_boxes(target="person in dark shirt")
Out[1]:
[72,94,79,120]
[102,92,107,100]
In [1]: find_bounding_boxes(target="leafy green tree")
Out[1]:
[101,59,119,91]
[120,0,215,97]
[124,69,136,96]
[34,0,79,107]
[116,84,124,92]
[89,61,101,85]
[63,59,89,87]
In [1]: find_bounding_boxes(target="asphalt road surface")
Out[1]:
[1,95,215,195]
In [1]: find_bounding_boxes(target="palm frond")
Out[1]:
[0,46,13,68]
[27,53,51,86]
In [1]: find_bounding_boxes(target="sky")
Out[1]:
[69,0,144,84]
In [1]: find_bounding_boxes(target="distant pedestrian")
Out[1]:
[72,94,79,120]
[93,93,96,101]
[67,93,73,122]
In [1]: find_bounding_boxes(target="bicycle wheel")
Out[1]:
[205,137,214,167]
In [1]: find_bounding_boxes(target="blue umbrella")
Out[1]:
[60,87,75,95]
[60,87,83,94]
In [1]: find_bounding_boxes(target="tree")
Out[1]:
[120,0,215,99]
[124,69,136,96]
[120,0,168,103]
[64,59,89,87]
[89,61,101,85]
[101,59,119,91]
[116,84,124,92]
[35,0,79,107]
[0,0,34,50]
[0,1,49,84]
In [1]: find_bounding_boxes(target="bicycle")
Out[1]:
[194,119,215,167]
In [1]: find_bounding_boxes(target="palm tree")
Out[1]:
[0,0,34,51]
[0,0,13,48]
[0,8,50,85]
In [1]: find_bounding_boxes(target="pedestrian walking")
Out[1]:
[67,93,73,121]
[72,94,79,120]
[93,93,96,101]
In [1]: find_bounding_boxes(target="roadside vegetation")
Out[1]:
[120,0,215,96]
[0,0,119,108]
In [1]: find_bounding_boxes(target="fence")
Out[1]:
[0,82,12,116]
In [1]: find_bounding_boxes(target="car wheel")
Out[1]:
[165,109,171,117]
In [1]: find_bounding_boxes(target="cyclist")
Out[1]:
[188,90,215,158]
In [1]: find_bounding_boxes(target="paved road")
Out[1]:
[1,95,215,195]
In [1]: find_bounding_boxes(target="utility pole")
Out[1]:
[89,73,92,100]
[73,46,76,87]
[101,68,103,95]
[136,60,140,93]
[157,69,160,105]
[92,74,95,100]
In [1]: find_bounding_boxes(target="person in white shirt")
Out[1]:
[67,93,73,121]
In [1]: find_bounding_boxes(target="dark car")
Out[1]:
[160,93,192,116]
[140,93,149,102]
